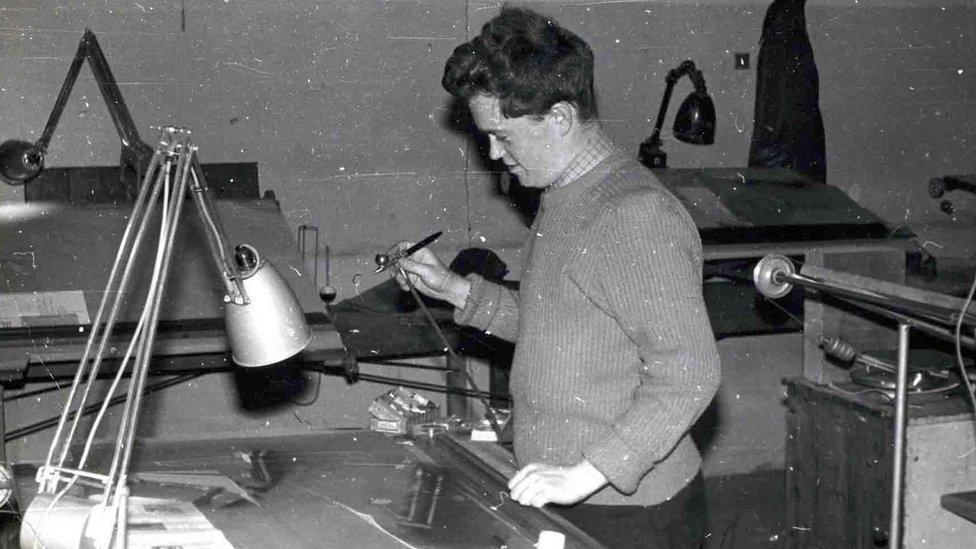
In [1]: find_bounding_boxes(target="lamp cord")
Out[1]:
[952,265,976,440]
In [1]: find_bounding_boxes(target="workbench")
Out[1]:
[12,430,602,548]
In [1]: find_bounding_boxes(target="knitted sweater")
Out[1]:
[455,150,721,506]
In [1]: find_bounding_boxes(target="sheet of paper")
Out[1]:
[0,290,90,328]
[127,496,235,549]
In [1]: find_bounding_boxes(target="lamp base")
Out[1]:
[20,492,123,549]
[20,493,96,549]
[638,141,667,170]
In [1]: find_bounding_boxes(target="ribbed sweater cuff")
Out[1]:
[583,432,652,495]
[453,273,493,329]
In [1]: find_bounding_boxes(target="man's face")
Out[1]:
[468,95,566,189]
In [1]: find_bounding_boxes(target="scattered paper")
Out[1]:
[127,496,235,549]
[0,290,90,328]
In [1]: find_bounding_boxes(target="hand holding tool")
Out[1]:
[373,231,442,274]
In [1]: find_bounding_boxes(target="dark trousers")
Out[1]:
[556,473,706,549]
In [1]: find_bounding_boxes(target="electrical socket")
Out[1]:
[734,52,750,70]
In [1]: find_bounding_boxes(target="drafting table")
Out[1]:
[11,429,604,548]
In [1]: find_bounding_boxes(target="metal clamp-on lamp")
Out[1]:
[638,60,716,170]
[16,127,311,549]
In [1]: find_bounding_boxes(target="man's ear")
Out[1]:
[547,102,577,137]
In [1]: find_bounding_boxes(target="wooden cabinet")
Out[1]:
[784,377,976,548]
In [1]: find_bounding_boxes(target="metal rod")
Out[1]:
[397,266,504,438]
[114,135,193,500]
[779,271,976,340]
[4,374,202,442]
[41,152,161,478]
[890,323,910,548]
[347,372,511,402]
[50,151,169,480]
[82,30,144,150]
[101,154,175,495]
[298,225,320,289]
[37,29,147,156]
[357,359,453,372]
[839,296,976,350]
[36,33,89,150]
[77,301,152,472]
[101,150,181,499]
[189,154,245,303]
[325,244,331,286]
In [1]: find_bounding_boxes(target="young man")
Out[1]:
[394,7,720,548]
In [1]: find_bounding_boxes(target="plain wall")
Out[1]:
[1,0,974,473]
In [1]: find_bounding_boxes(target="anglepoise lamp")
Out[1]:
[15,126,312,549]
[638,60,716,170]
[3,31,312,549]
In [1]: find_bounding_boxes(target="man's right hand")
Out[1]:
[391,242,470,309]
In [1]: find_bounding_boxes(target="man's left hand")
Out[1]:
[507,459,607,507]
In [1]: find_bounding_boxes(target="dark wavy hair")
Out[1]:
[442,6,598,121]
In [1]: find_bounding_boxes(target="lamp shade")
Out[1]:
[0,139,44,185]
[225,253,312,367]
[673,92,716,145]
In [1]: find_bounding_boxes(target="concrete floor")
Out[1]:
[705,470,786,549]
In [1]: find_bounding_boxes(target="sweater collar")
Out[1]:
[550,129,615,190]
[541,145,629,209]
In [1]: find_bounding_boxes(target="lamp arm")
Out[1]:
[667,59,707,93]
[648,76,676,147]
[187,154,249,305]
[650,59,705,146]
[35,34,87,151]
[36,29,150,157]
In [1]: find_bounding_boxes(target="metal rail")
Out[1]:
[753,254,976,547]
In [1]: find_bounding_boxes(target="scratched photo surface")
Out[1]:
[2,1,976,548]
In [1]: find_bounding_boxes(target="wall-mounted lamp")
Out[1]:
[639,60,716,170]
[0,28,152,195]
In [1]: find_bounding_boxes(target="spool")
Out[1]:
[752,254,795,299]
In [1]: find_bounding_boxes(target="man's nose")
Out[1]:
[488,135,504,161]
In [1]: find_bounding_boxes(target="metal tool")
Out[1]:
[369,229,505,439]
[298,224,319,290]
[373,231,443,274]
[299,225,337,302]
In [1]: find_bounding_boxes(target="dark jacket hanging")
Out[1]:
[749,0,827,183]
